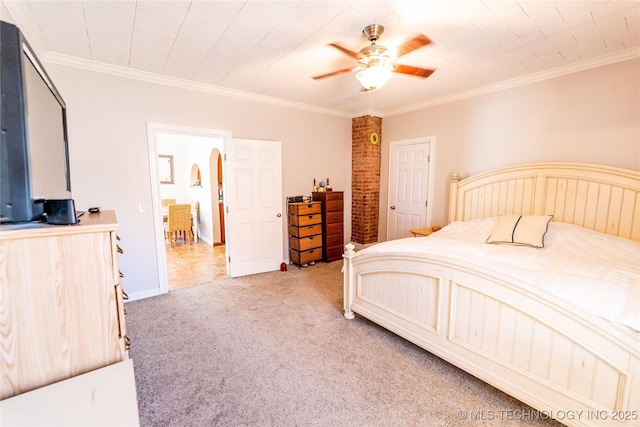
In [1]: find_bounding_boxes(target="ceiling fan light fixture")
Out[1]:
[356,64,392,91]
[313,24,435,91]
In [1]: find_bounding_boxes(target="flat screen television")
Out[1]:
[1,20,72,223]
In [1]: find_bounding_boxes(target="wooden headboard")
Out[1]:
[449,162,640,241]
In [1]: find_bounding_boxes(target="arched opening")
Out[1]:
[190,164,202,187]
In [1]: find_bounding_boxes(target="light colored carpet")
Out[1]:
[125,261,559,426]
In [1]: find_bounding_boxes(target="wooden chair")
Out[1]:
[161,199,176,225]
[164,204,193,247]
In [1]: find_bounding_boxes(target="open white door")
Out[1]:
[387,140,432,240]
[224,138,283,277]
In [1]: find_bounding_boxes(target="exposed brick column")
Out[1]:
[351,115,382,245]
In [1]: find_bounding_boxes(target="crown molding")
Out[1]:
[41,53,353,118]
[384,47,640,117]
[41,46,638,120]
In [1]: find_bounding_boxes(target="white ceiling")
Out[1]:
[3,0,639,117]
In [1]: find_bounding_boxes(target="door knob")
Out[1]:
[390,206,396,210]
[277,213,282,217]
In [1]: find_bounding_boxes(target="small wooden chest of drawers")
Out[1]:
[288,201,323,266]
[312,191,344,262]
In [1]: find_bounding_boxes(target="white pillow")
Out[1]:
[486,215,553,248]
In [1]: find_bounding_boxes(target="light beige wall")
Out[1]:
[44,64,352,300]
[381,58,640,240]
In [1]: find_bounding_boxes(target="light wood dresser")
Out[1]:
[0,210,138,425]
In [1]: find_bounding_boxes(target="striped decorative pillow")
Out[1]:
[486,215,553,248]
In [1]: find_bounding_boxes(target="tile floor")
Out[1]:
[165,238,227,290]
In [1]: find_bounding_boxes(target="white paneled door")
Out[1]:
[224,138,283,278]
[387,141,431,240]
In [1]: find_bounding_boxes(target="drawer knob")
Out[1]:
[277,213,282,217]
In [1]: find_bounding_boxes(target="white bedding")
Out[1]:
[357,218,640,331]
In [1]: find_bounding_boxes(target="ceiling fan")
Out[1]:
[312,24,435,91]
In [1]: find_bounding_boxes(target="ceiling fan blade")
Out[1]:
[328,43,359,59]
[392,64,435,78]
[396,34,432,58]
[312,67,354,80]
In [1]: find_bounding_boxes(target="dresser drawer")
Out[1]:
[288,213,321,227]
[289,235,322,251]
[326,212,343,224]
[290,248,322,265]
[289,224,321,238]
[288,202,321,215]
[325,245,344,262]
[322,192,343,201]
[325,199,344,212]
[325,234,343,248]
[326,222,343,236]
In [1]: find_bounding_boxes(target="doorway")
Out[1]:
[147,123,232,294]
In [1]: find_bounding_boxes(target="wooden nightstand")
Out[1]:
[409,226,441,237]
[409,227,433,237]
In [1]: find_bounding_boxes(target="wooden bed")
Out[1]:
[343,162,640,426]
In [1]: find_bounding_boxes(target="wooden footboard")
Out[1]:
[343,244,640,427]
